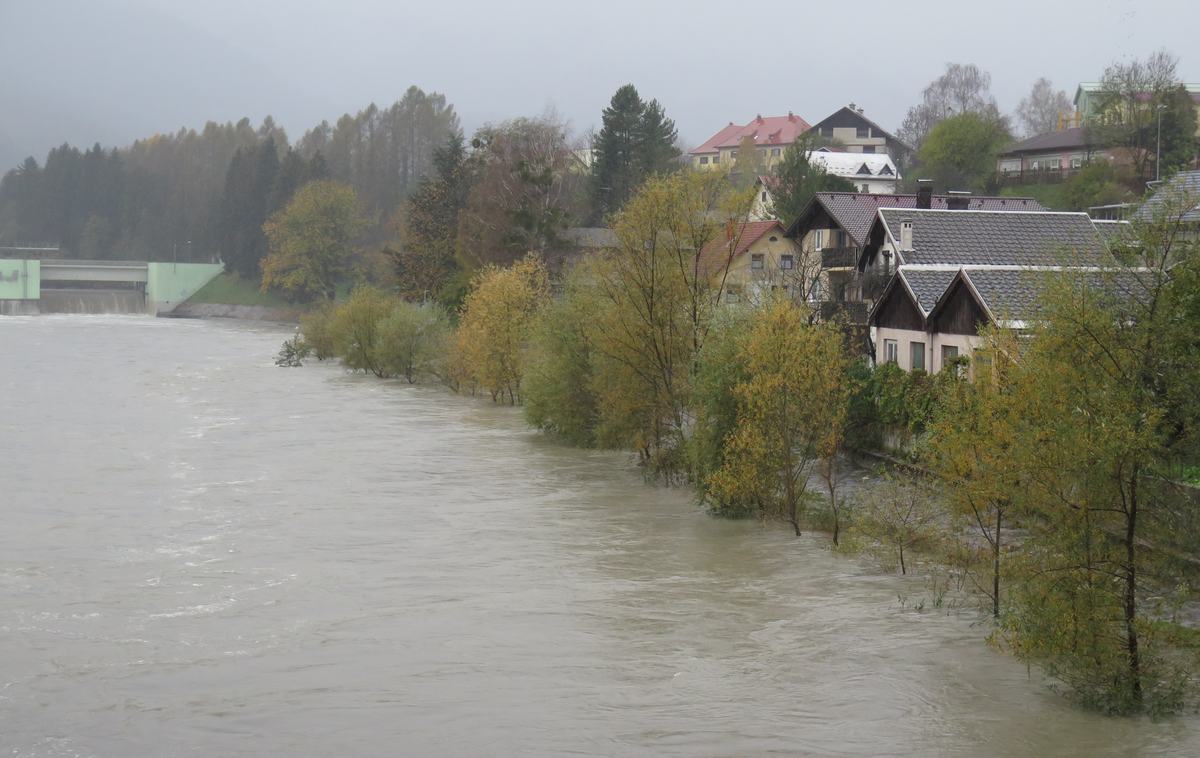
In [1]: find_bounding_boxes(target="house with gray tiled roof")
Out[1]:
[864,207,1115,373]
[779,183,1047,324]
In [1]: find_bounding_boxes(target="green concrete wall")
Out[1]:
[0,259,40,300]
[146,262,224,314]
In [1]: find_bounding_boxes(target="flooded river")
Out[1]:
[2,316,1198,756]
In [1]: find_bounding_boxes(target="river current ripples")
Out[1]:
[1,315,1198,757]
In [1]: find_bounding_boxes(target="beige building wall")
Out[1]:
[877,326,980,373]
[829,126,888,153]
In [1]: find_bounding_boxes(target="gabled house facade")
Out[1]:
[808,104,911,159]
[696,220,804,303]
[780,185,1047,323]
[863,209,1112,372]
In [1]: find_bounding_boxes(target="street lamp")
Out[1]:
[1156,104,1169,182]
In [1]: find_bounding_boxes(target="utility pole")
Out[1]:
[1156,104,1168,182]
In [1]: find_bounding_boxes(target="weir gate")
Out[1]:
[0,259,223,316]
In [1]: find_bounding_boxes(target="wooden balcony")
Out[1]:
[820,247,858,269]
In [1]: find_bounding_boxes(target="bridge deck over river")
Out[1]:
[0,258,223,315]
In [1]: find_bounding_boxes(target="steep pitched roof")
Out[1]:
[696,220,788,277]
[690,114,811,155]
[876,209,1104,267]
[901,268,958,315]
[783,192,1047,247]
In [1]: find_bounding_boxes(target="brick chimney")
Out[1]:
[916,179,932,210]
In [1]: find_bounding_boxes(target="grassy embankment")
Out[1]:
[187,272,307,309]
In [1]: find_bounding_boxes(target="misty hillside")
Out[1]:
[0,0,304,172]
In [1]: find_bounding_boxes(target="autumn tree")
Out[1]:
[731,135,765,186]
[261,180,363,301]
[709,299,851,535]
[1015,77,1073,137]
[946,191,1200,713]
[457,114,587,270]
[854,476,944,575]
[455,255,549,404]
[924,338,1020,617]
[590,84,682,220]
[584,170,753,469]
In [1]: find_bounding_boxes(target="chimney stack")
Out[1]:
[848,102,856,111]
[947,190,972,210]
[916,179,932,210]
[899,219,914,253]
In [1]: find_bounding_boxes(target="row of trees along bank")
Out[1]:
[283,175,1200,716]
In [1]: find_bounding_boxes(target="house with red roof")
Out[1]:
[690,113,810,172]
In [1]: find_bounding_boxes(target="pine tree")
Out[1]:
[590,85,681,221]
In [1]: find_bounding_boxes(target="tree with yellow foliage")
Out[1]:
[585,170,754,470]
[710,299,851,535]
[455,255,548,404]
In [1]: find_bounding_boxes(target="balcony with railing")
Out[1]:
[820,246,858,270]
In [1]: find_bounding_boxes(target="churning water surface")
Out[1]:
[1,315,1198,757]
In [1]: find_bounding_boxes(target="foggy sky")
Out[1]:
[1,0,1197,170]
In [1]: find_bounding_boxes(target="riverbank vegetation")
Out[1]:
[280,177,1200,716]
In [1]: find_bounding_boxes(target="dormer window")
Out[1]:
[879,165,893,176]
[856,163,873,175]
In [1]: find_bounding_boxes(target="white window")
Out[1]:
[780,255,794,270]
[771,148,781,156]
[712,156,720,164]
[700,156,709,164]
[761,192,768,202]
[999,158,1021,174]
[758,149,766,157]
[885,339,898,364]
[861,184,870,193]
[1028,155,1062,170]
[1068,153,1086,169]
[941,344,959,372]
[813,230,824,250]
[731,150,738,158]
[751,253,764,269]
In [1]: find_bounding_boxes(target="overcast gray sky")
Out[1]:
[1,0,1197,168]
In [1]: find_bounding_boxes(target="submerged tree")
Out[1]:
[710,299,851,535]
[455,255,549,404]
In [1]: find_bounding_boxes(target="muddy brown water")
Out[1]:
[2,315,1198,757]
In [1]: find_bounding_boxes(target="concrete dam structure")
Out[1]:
[0,259,223,316]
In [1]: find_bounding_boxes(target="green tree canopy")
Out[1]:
[261,180,363,301]
[918,111,1013,192]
